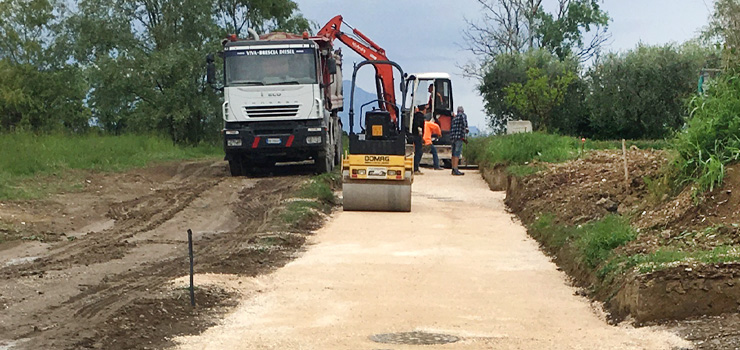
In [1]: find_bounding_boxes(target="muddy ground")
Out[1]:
[0,160,323,350]
[503,149,740,349]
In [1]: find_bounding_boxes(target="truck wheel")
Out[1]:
[442,159,452,169]
[228,157,244,176]
[334,136,343,166]
[316,149,334,173]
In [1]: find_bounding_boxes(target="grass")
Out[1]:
[584,139,670,150]
[523,213,740,290]
[466,132,579,167]
[575,215,637,269]
[0,132,221,200]
[530,215,740,285]
[599,246,740,281]
[528,213,740,284]
[529,213,576,249]
[506,164,546,177]
[529,214,637,269]
[465,132,667,178]
[672,74,740,192]
[280,170,340,227]
[297,172,341,204]
[280,201,325,226]
[0,220,29,244]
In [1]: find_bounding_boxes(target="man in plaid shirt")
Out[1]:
[450,106,468,176]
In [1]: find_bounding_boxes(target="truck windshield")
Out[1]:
[225,48,317,86]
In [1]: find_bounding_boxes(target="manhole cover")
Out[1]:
[369,331,460,345]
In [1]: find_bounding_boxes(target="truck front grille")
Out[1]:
[243,105,300,118]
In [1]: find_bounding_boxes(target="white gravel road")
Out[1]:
[174,169,689,349]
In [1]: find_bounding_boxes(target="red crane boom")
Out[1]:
[315,15,399,123]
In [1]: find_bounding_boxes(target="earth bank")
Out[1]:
[481,149,740,348]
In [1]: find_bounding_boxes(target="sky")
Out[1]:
[297,0,713,133]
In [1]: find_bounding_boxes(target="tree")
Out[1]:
[478,49,583,133]
[463,0,610,77]
[586,44,717,140]
[216,0,312,37]
[0,0,60,66]
[536,0,610,61]
[0,0,89,133]
[58,0,309,143]
[0,0,313,139]
[504,66,576,131]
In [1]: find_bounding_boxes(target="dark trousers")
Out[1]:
[413,137,423,171]
[428,144,440,169]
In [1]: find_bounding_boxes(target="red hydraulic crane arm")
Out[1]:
[316,15,398,123]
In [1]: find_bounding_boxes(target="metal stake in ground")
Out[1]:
[187,229,195,307]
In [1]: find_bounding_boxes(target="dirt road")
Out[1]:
[174,169,689,349]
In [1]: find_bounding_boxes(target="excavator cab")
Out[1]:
[404,73,456,167]
[342,60,413,212]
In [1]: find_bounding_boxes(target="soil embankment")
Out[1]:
[481,149,740,348]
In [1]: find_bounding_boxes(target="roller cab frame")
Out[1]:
[341,60,413,212]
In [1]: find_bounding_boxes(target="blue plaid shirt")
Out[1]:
[450,112,468,141]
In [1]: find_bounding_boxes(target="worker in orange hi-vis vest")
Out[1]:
[423,113,443,170]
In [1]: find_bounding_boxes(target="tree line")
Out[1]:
[465,0,721,140]
[0,0,311,144]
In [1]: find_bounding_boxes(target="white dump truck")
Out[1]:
[207,31,344,176]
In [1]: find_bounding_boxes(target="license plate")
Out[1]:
[266,138,281,145]
[367,167,387,178]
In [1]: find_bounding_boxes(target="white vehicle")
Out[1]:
[207,32,344,176]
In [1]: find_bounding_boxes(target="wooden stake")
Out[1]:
[622,139,629,189]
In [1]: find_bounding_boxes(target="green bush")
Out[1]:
[673,74,740,191]
[587,43,718,140]
[478,50,588,134]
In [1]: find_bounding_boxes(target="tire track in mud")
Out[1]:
[2,165,224,277]
[0,161,311,350]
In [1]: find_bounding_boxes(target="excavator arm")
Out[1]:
[316,15,399,123]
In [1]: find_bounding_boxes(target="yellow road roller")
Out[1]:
[342,60,413,212]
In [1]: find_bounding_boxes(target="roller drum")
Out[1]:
[342,179,412,212]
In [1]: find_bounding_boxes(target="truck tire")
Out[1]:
[316,148,334,173]
[334,135,343,166]
[228,157,245,176]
